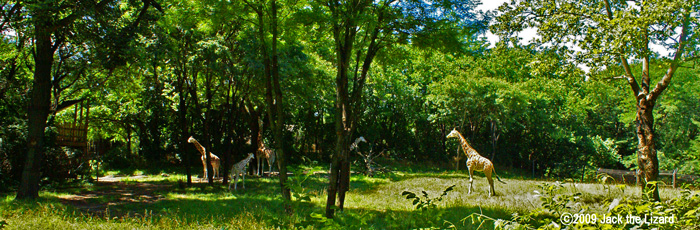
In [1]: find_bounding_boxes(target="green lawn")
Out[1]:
[0,171,693,229]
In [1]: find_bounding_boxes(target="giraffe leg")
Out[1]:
[202,160,207,181]
[242,172,246,189]
[486,169,495,196]
[268,159,272,177]
[213,161,219,179]
[262,157,267,177]
[468,166,474,195]
[228,174,234,190]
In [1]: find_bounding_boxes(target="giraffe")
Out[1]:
[330,136,367,171]
[446,128,506,196]
[256,142,277,177]
[229,153,255,190]
[350,136,367,152]
[187,136,221,180]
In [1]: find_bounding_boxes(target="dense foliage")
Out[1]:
[1,0,699,194]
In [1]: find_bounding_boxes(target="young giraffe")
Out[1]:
[187,136,221,180]
[446,128,506,196]
[229,153,255,190]
[256,142,277,177]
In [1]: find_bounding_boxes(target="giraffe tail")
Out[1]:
[494,168,507,184]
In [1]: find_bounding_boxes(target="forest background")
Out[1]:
[1,0,699,198]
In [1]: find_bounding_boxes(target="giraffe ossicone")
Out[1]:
[446,129,506,196]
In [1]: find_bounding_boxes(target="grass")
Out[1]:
[0,170,693,229]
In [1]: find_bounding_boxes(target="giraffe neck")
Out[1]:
[354,138,363,146]
[350,138,362,150]
[242,155,254,165]
[456,132,480,158]
[191,139,206,156]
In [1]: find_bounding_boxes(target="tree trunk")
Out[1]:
[222,77,234,185]
[324,0,383,218]
[177,70,191,186]
[269,0,292,206]
[326,23,354,217]
[204,71,214,185]
[17,18,53,200]
[326,134,349,218]
[490,120,499,161]
[636,98,660,200]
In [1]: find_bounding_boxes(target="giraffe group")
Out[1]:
[446,128,506,196]
[186,130,505,195]
[188,136,221,180]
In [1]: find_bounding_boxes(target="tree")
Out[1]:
[15,0,162,199]
[241,0,292,205]
[494,0,700,201]
[306,0,488,218]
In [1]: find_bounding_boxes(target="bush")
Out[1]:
[467,182,700,230]
[0,121,27,191]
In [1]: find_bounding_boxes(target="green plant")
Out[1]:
[464,179,700,230]
[597,173,626,200]
[0,220,7,229]
[534,182,582,216]
[303,210,374,230]
[462,212,534,230]
[402,184,456,211]
[285,165,323,202]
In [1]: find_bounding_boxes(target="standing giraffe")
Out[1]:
[446,128,506,196]
[229,153,255,190]
[188,136,221,180]
[256,143,276,177]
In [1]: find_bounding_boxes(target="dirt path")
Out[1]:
[57,176,172,216]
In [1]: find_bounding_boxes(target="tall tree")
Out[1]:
[312,0,488,218]
[494,0,700,201]
[242,0,292,204]
[16,0,162,199]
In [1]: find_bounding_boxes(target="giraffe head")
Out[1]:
[446,128,460,139]
[248,152,255,159]
[357,136,367,143]
[187,136,196,143]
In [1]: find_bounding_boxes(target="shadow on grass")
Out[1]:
[105,190,515,229]
[2,173,533,229]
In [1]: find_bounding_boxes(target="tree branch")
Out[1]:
[604,0,640,98]
[649,10,690,102]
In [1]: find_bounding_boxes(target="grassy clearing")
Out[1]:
[0,171,693,229]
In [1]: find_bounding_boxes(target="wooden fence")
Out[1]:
[596,168,699,188]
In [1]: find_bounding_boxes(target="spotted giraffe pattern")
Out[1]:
[229,153,255,190]
[188,136,221,179]
[256,144,276,176]
[446,129,506,196]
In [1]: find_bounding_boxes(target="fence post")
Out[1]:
[635,169,640,186]
[673,168,678,188]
